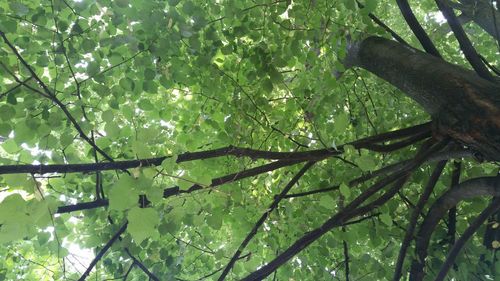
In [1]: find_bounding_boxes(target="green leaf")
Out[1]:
[356,155,377,171]
[262,78,273,93]
[334,113,349,132]
[109,176,139,211]
[9,2,29,16]
[206,213,222,230]
[319,195,335,208]
[339,183,351,198]
[81,39,96,53]
[127,207,159,244]
[380,213,392,227]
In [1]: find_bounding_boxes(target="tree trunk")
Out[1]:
[347,36,500,161]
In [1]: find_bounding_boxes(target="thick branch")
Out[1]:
[349,36,500,161]
[0,146,334,175]
[409,176,500,281]
[0,123,430,176]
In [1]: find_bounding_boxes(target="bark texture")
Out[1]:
[349,36,500,161]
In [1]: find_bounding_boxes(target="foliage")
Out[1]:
[0,0,498,280]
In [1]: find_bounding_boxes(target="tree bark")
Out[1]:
[348,36,500,161]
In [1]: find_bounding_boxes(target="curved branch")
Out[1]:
[0,30,114,162]
[435,0,493,80]
[435,197,500,281]
[396,0,442,57]
[409,176,500,281]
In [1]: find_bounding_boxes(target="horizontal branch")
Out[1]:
[56,159,307,214]
[0,146,333,175]
[0,123,431,176]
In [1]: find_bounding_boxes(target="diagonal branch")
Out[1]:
[355,0,410,46]
[218,161,315,280]
[393,160,447,281]
[435,197,500,281]
[124,248,160,281]
[57,159,307,213]
[78,222,128,281]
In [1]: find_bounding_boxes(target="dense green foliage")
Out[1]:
[0,0,498,280]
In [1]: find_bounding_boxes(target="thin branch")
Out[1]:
[393,160,447,281]
[342,212,380,226]
[435,198,500,281]
[283,185,339,199]
[355,0,410,46]
[56,199,109,214]
[0,30,114,162]
[123,248,160,281]
[218,161,315,280]
[78,223,128,281]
